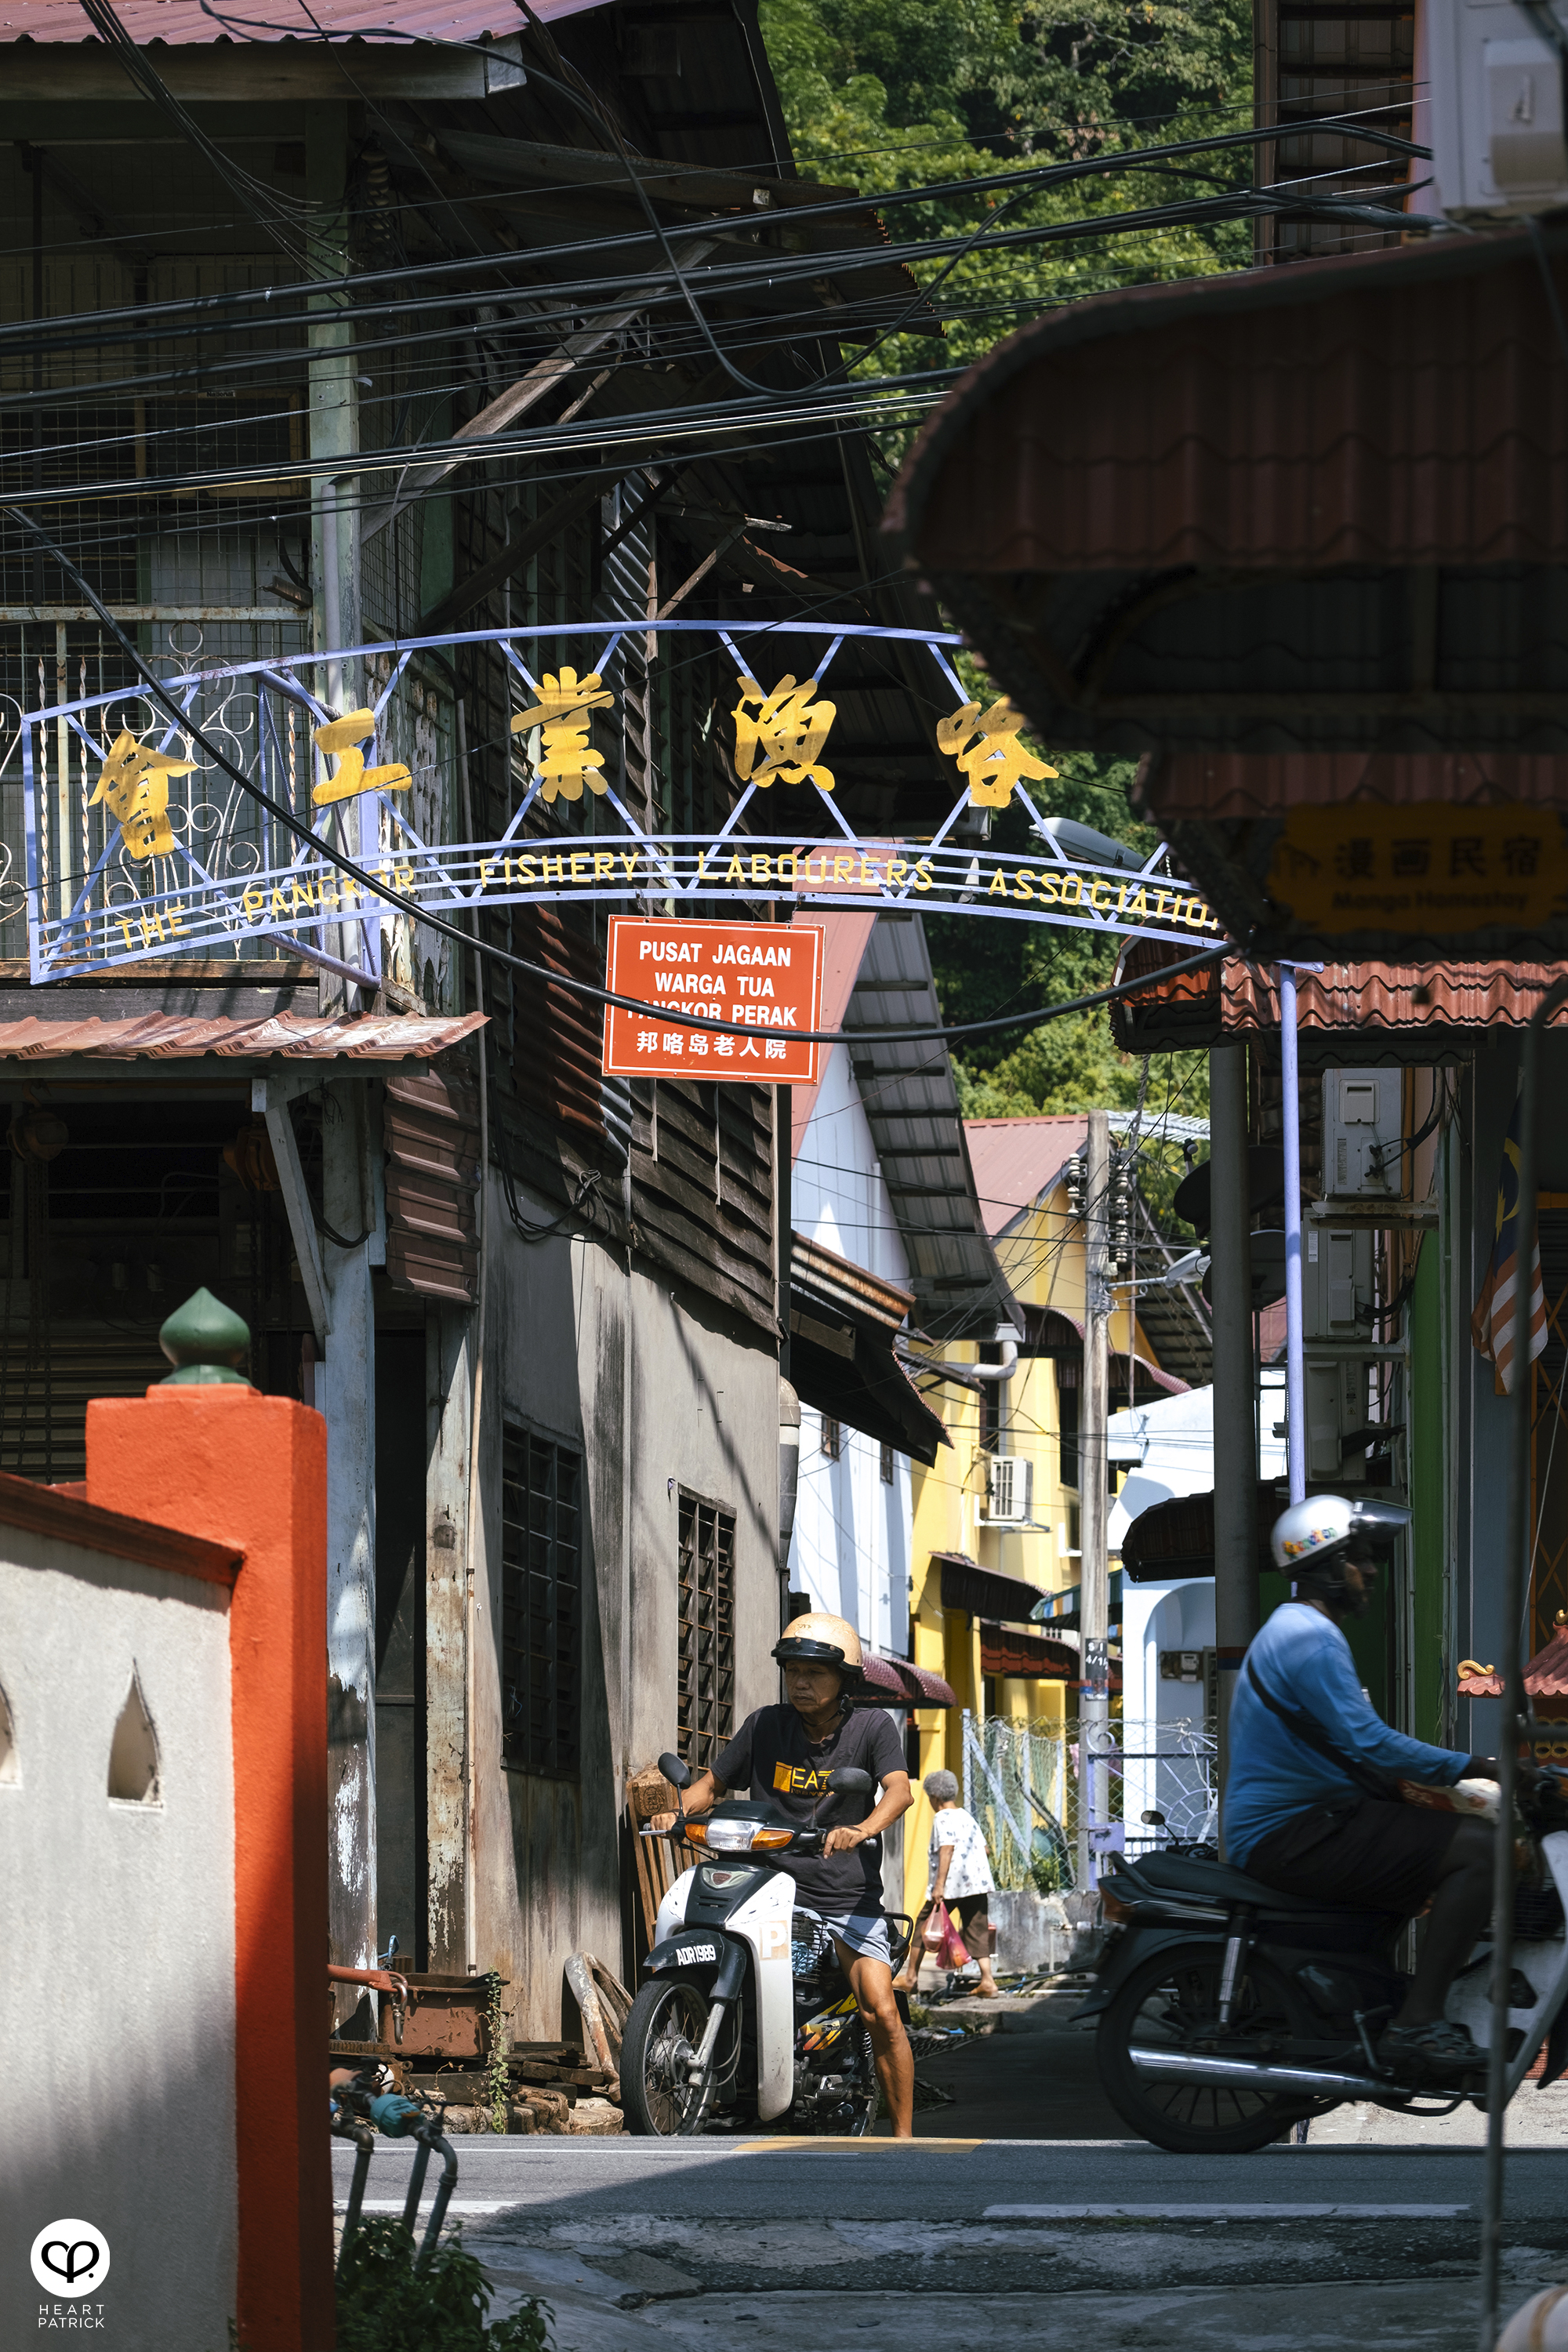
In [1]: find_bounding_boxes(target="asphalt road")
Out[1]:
[331,1986,1568,2348]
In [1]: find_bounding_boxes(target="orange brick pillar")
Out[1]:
[86,1384,331,2352]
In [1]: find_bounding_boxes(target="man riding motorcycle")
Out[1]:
[1225,1496,1500,2079]
[652,1610,916,2136]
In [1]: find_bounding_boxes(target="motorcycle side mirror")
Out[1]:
[1140,1810,1166,1827]
[659,1751,692,1792]
[826,1767,873,1796]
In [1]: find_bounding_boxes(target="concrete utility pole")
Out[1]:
[1209,1044,1258,1835]
[305,102,367,1005]
[1079,1109,1111,1888]
[305,105,378,1988]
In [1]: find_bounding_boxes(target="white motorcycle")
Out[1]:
[621,1751,913,2136]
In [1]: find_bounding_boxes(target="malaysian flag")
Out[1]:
[1472,1088,1548,1395]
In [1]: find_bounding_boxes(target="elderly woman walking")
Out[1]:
[894,1769,999,1998]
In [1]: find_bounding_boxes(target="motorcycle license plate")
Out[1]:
[674,1941,718,1965]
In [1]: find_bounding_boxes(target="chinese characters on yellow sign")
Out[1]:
[1266,805,1568,937]
[90,730,199,862]
[310,710,412,808]
[500,667,1054,815]
[936,697,1057,807]
[733,674,837,792]
[510,667,615,802]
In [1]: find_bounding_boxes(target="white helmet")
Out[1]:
[1270,1494,1411,1576]
[773,1610,865,1688]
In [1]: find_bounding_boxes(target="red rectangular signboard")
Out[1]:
[602,916,823,1083]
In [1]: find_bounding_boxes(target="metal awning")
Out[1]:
[789,1231,949,1468]
[884,223,1568,765]
[935,1552,1049,1626]
[0,1012,487,1062]
[858,1653,960,1708]
[1121,1486,1282,1583]
[979,1625,1076,1680]
[1018,1305,1189,1397]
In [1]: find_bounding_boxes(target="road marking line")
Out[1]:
[737,2138,985,2153]
[982,2204,1472,2220]
[342,2200,508,2214]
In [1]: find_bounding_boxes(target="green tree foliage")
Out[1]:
[759,0,1253,375]
[758,0,1246,1144]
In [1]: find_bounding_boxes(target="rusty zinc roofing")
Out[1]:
[0,0,587,38]
[964,1116,1089,1240]
[0,1011,487,1060]
[881,222,1568,764]
[884,223,1568,577]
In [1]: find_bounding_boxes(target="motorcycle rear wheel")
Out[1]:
[1097,1939,1323,2154]
[622,1973,722,2137]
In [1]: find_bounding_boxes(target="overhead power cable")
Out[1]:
[7,506,1229,1042]
[0,104,1428,364]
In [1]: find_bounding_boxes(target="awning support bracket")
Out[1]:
[256,1073,329,1349]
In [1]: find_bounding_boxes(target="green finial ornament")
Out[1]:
[158,1288,253,1386]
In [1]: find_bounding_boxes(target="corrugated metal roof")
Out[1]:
[887,225,1568,576]
[841,918,1018,1343]
[791,1229,914,1333]
[0,1,581,40]
[964,1116,1088,1239]
[0,1011,486,1060]
[882,223,1568,764]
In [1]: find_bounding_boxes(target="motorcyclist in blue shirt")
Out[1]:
[1226,1494,1500,2081]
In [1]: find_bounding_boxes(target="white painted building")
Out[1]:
[1110,1375,1287,1842]
[788,1027,916,1659]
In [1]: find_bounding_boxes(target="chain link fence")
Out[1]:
[963,1713,1218,1893]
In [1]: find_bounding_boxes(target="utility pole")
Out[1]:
[1079,1108,1111,1889]
[1210,1043,1258,1837]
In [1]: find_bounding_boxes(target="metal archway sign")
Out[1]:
[16,619,1221,986]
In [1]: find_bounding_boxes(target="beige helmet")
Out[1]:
[774,1610,864,1688]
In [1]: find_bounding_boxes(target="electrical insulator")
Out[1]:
[1065,1150,1086,1217]
[1109,1153,1137,1273]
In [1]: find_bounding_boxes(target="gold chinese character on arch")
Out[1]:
[510,666,615,803]
[732,673,837,792]
[310,710,413,808]
[91,728,200,861]
[936,696,1057,808]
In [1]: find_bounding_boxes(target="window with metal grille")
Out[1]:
[820,1416,841,1461]
[500,1428,581,1777]
[677,1491,735,1769]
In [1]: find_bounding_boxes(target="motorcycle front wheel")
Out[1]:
[621,1973,721,2136]
[1096,1939,1323,2154]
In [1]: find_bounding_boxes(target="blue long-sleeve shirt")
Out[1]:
[1223,1602,1471,1866]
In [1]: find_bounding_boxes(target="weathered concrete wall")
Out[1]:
[0,1527,237,2349]
[470,1177,780,2037]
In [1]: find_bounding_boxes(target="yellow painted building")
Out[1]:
[902,1115,1185,1916]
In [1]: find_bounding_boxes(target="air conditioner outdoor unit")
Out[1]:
[983,1455,1033,1525]
[1429,0,1568,220]
[1323,1069,1404,1200]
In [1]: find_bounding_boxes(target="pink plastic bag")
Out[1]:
[928,1900,970,1969]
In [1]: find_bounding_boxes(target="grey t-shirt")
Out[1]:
[712,1703,906,1916]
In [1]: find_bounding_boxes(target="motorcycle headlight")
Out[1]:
[702,1821,757,1852]
[688,1820,794,1853]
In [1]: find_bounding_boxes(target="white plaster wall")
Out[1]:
[792,1044,908,1287]
[0,1529,236,2351]
[790,1411,911,1660]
